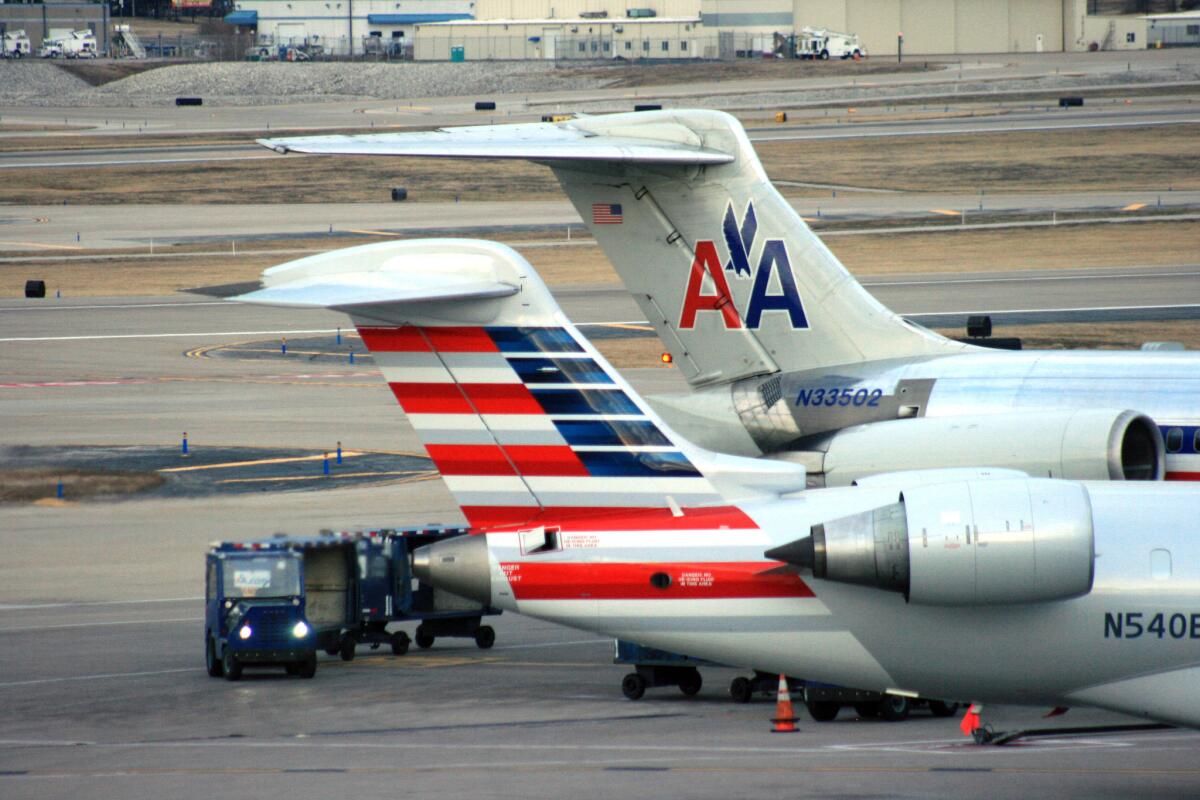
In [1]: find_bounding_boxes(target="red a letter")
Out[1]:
[680,240,742,330]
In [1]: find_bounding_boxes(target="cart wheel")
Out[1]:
[474,625,495,650]
[285,663,299,675]
[415,626,435,650]
[324,645,340,656]
[928,700,960,718]
[339,633,356,662]
[729,676,753,703]
[678,669,702,697]
[621,672,647,701]
[298,655,317,679]
[222,648,242,682]
[205,636,224,678]
[880,696,911,722]
[390,631,410,656]
[853,702,880,719]
[806,700,840,722]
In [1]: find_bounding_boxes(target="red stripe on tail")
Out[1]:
[502,561,814,600]
[357,326,498,353]
[461,505,759,530]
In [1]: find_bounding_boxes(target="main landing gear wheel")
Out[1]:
[222,648,242,682]
[415,626,435,650]
[854,702,880,719]
[622,673,647,700]
[880,696,912,722]
[729,676,753,703]
[390,631,411,655]
[928,700,960,718]
[806,700,840,722]
[338,633,357,661]
[678,669,702,697]
[205,637,223,678]
[297,655,317,679]
[474,625,495,650]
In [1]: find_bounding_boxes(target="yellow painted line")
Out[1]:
[0,240,86,251]
[602,323,655,332]
[1123,202,1146,212]
[215,470,428,485]
[339,655,504,669]
[344,228,402,237]
[929,209,962,217]
[160,451,365,473]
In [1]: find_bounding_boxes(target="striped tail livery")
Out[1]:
[233,238,807,529]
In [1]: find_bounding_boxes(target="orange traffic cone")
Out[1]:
[771,674,799,733]
[959,703,982,737]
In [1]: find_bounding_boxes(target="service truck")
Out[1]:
[2,30,32,58]
[798,26,865,59]
[205,541,317,681]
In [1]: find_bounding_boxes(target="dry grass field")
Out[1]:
[10,219,1192,296]
[4,125,1196,204]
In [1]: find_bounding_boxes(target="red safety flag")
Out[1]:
[959,703,982,737]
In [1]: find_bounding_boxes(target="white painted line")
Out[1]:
[0,154,277,170]
[0,328,340,343]
[906,303,1200,317]
[0,596,201,610]
[752,117,1200,142]
[0,667,198,689]
[0,301,234,313]
[0,617,200,634]
[862,271,1200,288]
[492,638,608,651]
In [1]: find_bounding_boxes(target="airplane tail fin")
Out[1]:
[233,239,806,528]
[260,110,962,388]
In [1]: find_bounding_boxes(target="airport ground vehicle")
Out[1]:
[2,30,31,58]
[797,26,864,59]
[38,29,97,59]
[205,542,317,680]
[207,529,500,679]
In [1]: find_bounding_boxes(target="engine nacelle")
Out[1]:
[781,478,1095,606]
[816,408,1163,486]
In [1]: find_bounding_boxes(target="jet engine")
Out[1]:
[806,408,1164,486]
[767,478,1095,605]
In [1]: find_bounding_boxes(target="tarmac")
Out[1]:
[1,50,1199,799]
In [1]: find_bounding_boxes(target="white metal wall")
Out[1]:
[791,0,1065,54]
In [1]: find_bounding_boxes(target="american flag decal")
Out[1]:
[592,203,623,224]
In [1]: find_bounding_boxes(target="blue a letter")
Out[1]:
[745,240,808,329]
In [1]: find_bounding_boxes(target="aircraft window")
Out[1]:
[661,41,669,52]
[681,41,688,51]
[1193,429,1200,454]
[642,40,649,52]
[1165,427,1184,453]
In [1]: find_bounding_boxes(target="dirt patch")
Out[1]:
[6,220,1195,296]
[762,125,1200,194]
[0,467,164,503]
[555,59,938,88]
[54,62,172,87]
[2,124,1194,204]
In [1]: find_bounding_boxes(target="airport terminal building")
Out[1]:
[226,0,1173,57]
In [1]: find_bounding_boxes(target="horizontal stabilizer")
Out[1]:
[258,120,734,165]
[230,240,518,310]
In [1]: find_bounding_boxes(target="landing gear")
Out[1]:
[415,625,435,649]
[806,700,840,722]
[474,625,495,650]
[879,696,912,722]
[678,668,702,697]
[928,700,960,718]
[390,630,410,655]
[729,676,754,704]
[622,672,648,700]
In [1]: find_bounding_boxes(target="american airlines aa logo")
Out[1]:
[679,201,808,330]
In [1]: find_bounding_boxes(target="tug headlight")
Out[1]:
[238,625,252,640]
[292,621,310,638]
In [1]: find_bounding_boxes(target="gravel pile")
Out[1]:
[0,61,93,101]
[0,61,613,107]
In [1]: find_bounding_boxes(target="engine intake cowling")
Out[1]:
[770,478,1095,606]
[815,408,1164,486]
